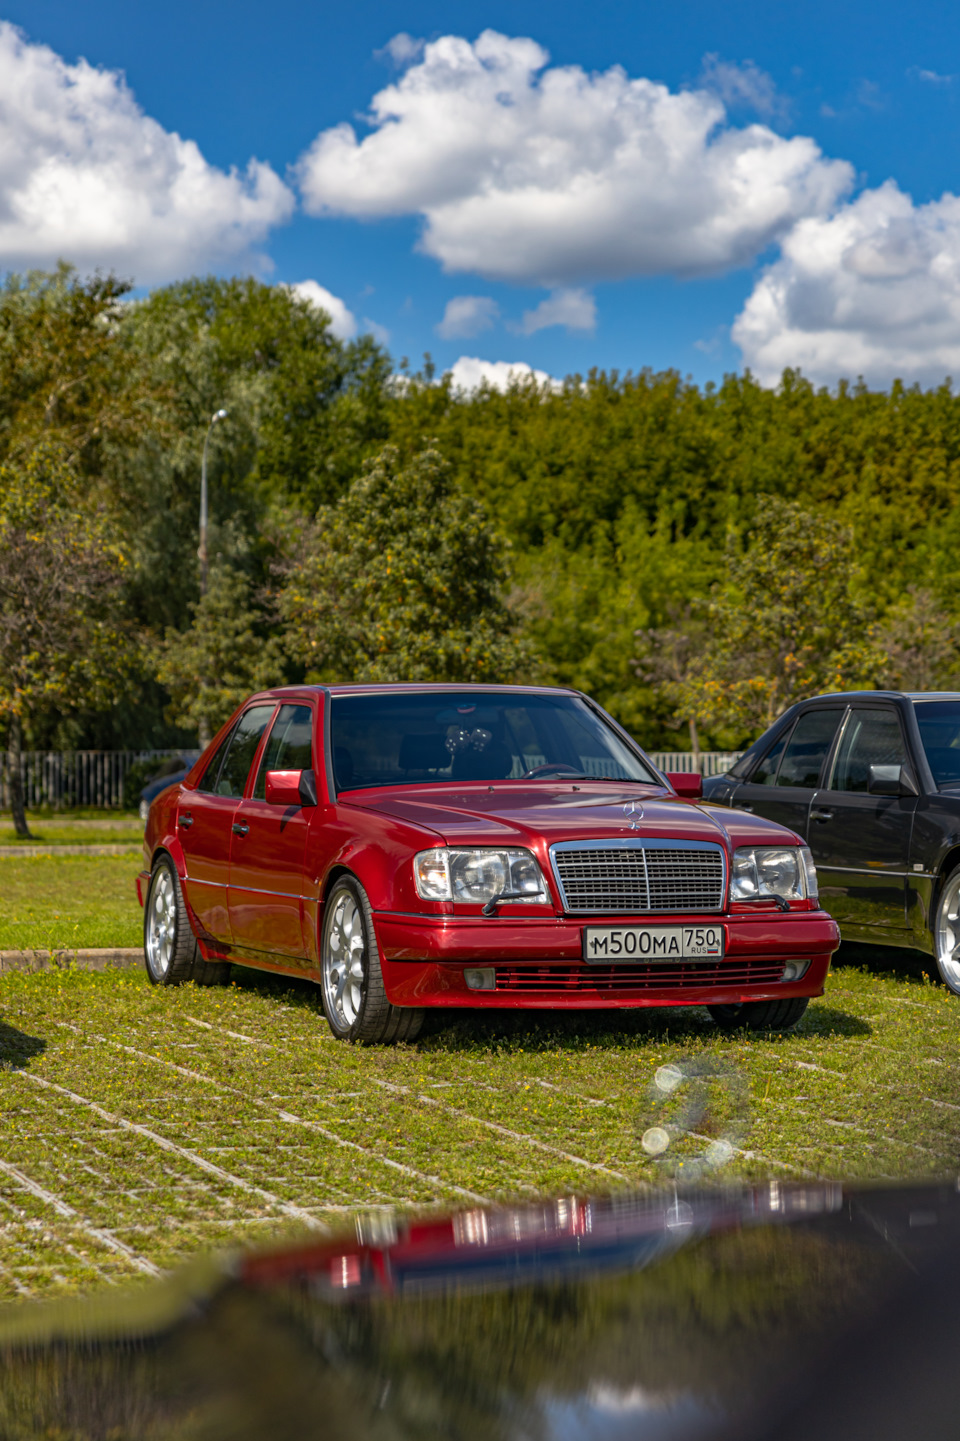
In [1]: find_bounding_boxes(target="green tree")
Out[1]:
[634,603,711,762]
[675,500,887,741]
[277,445,530,684]
[0,264,162,477]
[877,586,960,691]
[0,447,136,836]
[155,561,285,743]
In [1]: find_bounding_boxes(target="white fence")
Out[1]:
[0,746,739,810]
[649,751,741,777]
[0,750,200,812]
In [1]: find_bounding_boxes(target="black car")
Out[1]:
[703,691,960,994]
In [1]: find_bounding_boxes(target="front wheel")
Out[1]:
[708,997,809,1033]
[320,876,423,1044]
[933,865,960,996]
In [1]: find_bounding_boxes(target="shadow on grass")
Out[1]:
[833,941,938,987]
[221,963,872,1051]
[0,1020,46,1069]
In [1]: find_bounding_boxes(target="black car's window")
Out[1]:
[828,708,908,793]
[214,705,275,798]
[751,727,792,786]
[196,725,238,795]
[776,708,845,788]
[253,705,314,799]
[330,692,657,791]
[915,700,960,786]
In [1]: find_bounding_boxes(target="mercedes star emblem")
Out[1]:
[623,800,643,829]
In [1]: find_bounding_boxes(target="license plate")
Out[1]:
[582,925,725,963]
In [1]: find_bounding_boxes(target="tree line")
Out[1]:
[2,264,960,829]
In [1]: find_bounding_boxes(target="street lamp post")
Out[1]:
[196,408,227,750]
[199,408,228,602]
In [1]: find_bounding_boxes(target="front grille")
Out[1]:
[552,843,724,913]
[495,961,785,993]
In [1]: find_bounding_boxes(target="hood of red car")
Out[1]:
[345,782,798,848]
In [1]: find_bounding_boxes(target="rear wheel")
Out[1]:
[933,865,960,996]
[708,997,809,1033]
[320,876,423,1044]
[143,855,230,987]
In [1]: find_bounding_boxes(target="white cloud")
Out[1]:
[363,317,391,344]
[515,287,596,334]
[288,280,357,339]
[377,33,424,67]
[436,294,499,338]
[910,67,954,86]
[733,180,960,387]
[0,22,293,283]
[296,30,850,287]
[447,356,556,392]
[698,55,784,120]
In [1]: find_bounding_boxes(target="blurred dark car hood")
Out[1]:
[4,1178,960,1441]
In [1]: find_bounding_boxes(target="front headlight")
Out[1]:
[730,845,816,903]
[414,848,547,904]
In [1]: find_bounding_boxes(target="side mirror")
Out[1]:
[667,771,703,801]
[265,768,318,807]
[867,764,916,798]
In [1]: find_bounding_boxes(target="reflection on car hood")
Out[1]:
[3,1179,960,1441]
[347,783,799,847]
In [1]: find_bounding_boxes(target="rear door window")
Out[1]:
[751,728,792,786]
[776,708,845,788]
[214,706,276,798]
[196,725,237,795]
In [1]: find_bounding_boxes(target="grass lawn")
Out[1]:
[0,955,958,1302]
[0,855,143,951]
[0,812,143,848]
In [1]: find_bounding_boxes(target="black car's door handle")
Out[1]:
[738,804,754,813]
[178,812,193,829]
[811,807,834,822]
[232,821,249,836]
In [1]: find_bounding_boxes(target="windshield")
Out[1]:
[329,691,657,792]
[914,699,960,785]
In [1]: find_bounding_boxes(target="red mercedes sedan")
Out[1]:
[137,684,839,1042]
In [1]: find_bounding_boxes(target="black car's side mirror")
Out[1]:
[868,764,917,797]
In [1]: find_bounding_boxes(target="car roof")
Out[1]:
[249,683,582,700]
[791,690,960,704]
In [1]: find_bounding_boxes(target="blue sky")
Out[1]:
[2,1,959,388]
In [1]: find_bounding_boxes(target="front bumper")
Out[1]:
[374,909,839,1009]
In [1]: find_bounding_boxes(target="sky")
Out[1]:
[2,0,960,390]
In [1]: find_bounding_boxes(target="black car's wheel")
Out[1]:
[143,855,230,987]
[320,876,423,1044]
[933,864,960,996]
[708,997,809,1033]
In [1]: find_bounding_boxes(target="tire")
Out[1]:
[319,876,424,1044]
[708,997,809,1033]
[143,854,230,988]
[933,864,960,997]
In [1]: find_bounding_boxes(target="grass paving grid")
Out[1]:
[1,958,959,1300]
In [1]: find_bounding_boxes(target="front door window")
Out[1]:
[827,709,908,792]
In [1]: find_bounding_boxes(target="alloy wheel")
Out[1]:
[146,868,176,980]
[323,889,366,1028]
[935,870,960,996]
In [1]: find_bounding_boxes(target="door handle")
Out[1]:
[738,804,754,813]
[811,807,834,822]
[232,821,250,836]
[178,812,193,829]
